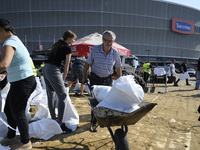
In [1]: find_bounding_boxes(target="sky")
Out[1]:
[162,0,200,10]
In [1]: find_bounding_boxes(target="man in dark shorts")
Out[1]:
[67,55,87,97]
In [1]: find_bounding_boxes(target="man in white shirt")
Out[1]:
[170,59,180,86]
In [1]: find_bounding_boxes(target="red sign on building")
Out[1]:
[171,18,194,34]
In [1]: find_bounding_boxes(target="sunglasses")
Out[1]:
[103,38,114,44]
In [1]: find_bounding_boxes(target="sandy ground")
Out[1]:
[11,77,200,150]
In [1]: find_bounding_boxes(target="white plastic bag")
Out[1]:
[0,112,8,138]
[178,72,190,80]
[84,84,91,93]
[73,82,81,91]
[0,144,10,150]
[35,77,43,91]
[92,85,112,103]
[1,83,10,112]
[1,82,10,95]
[28,118,62,140]
[31,89,48,106]
[28,77,42,105]
[62,87,79,131]
[97,75,144,113]
[32,103,51,121]
[172,70,177,77]
[73,82,90,93]
[30,93,42,106]
[154,67,166,76]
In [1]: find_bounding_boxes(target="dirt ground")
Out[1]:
[12,77,200,150]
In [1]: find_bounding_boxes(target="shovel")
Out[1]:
[150,74,155,93]
[144,79,149,93]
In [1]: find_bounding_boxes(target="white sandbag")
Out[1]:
[97,75,144,113]
[28,118,62,140]
[62,87,79,131]
[28,77,42,105]
[0,99,6,113]
[0,143,10,150]
[0,83,10,112]
[32,103,51,121]
[0,112,29,137]
[1,82,10,95]
[26,112,32,123]
[25,102,32,123]
[154,67,166,76]
[30,94,42,106]
[92,85,112,103]
[73,82,90,93]
[84,84,91,93]
[0,103,31,131]
[73,82,81,91]
[35,77,43,91]
[31,89,48,106]
[178,72,190,80]
[0,112,8,138]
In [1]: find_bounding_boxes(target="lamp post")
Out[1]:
[155,49,159,62]
[145,49,151,61]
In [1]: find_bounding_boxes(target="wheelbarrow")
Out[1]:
[88,97,157,150]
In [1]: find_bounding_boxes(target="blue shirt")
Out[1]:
[87,44,122,77]
[3,36,33,82]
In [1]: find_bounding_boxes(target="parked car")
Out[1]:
[150,66,173,84]
[187,68,196,77]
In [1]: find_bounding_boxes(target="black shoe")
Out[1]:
[60,123,72,133]
[174,84,178,86]
[186,84,191,86]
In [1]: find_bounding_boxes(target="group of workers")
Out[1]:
[0,17,198,150]
[139,59,193,86]
[0,18,124,149]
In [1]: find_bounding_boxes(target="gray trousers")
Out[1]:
[43,63,66,124]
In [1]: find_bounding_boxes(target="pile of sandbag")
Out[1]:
[0,80,79,141]
[93,75,144,113]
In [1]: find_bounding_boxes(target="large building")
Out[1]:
[0,0,199,66]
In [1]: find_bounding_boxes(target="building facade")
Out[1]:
[0,0,199,65]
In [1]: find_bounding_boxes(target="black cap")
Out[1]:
[0,18,10,27]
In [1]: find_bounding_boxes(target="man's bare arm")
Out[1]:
[116,67,122,77]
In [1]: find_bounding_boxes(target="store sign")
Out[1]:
[171,18,194,34]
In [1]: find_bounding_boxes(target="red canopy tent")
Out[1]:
[70,32,131,58]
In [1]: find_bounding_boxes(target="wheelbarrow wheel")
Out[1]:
[115,129,129,150]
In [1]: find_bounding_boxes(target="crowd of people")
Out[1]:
[0,18,199,149]
[137,58,198,91]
